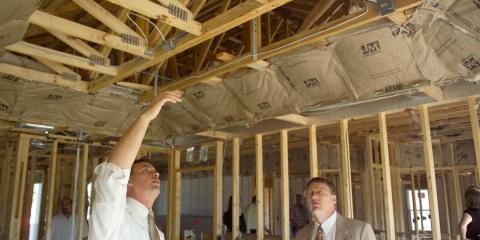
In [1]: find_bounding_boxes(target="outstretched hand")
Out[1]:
[141,90,183,122]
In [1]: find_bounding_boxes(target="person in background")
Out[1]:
[51,197,88,240]
[223,196,247,233]
[459,185,480,240]
[290,194,309,236]
[244,195,257,234]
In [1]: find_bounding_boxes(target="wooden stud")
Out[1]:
[280,130,290,240]
[76,144,89,240]
[232,138,240,240]
[255,134,264,239]
[418,105,441,239]
[44,140,58,240]
[410,171,418,235]
[366,136,378,229]
[468,96,480,184]
[46,29,109,62]
[450,144,463,239]
[0,140,16,233]
[441,170,452,240]
[340,119,353,218]
[378,112,396,240]
[33,57,82,81]
[167,150,181,240]
[309,125,318,178]
[297,0,336,32]
[213,141,224,238]
[9,134,30,240]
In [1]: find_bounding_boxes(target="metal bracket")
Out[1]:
[252,18,258,61]
[168,4,188,21]
[61,72,80,81]
[88,54,107,66]
[377,0,396,15]
[120,33,140,46]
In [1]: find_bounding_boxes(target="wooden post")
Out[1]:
[366,136,378,229]
[167,150,181,240]
[9,134,30,240]
[468,96,480,184]
[450,144,462,239]
[255,134,264,239]
[0,139,15,234]
[76,144,89,240]
[232,138,241,240]
[340,119,353,218]
[213,141,224,238]
[280,130,290,240]
[410,171,418,237]
[90,156,100,215]
[418,105,441,239]
[44,140,58,240]
[378,112,396,240]
[441,170,452,240]
[309,125,318,178]
[393,144,406,233]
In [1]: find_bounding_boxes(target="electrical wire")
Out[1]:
[127,12,167,46]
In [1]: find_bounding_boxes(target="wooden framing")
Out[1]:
[378,112,396,240]
[76,144,89,240]
[167,150,181,240]
[340,119,353,218]
[255,134,265,239]
[297,0,336,32]
[280,130,290,240]
[213,141,224,238]
[309,125,318,178]
[232,138,240,240]
[44,140,58,240]
[418,105,441,239]
[468,96,480,184]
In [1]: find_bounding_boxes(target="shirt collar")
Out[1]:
[126,197,150,217]
[314,211,337,235]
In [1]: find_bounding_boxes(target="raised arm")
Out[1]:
[459,212,472,240]
[108,91,182,169]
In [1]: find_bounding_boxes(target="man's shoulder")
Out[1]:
[295,223,313,240]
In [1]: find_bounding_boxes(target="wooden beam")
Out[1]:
[378,112,395,240]
[33,57,82,81]
[44,140,58,240]
[195,130,235,140]
[280,130,290,240]
[46,29,108,61]
[213,141,224,238]
[29,10,151,58]
[151,0,422,96]
[9,134,30,240]
[6,42,118,76]
[116,81,153,92]
[418,105,441,239]
[309,125,318,178]
[340,119,353,218]
[103,0,202,35]
[255,134,264,239]
[297,0,336,32]
[216,51,270,70]
[387,11,407,26]
[275,114,311,126]
[365,136,377,228]
[76,144,88,240]
[89,0,291,92]
[232,138,240,240]
[72,0,145,45]
[418,86,444,102]
[468,96,480,184]
[0,63,89,92]
[167,150,181,240]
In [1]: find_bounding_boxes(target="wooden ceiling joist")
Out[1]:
[103,0,202,36]
[89,0,292,92]
[0,63,88,92]
[71,0,146,46]
[32,57,82,82]
[28,10,152,59]
[298,0,336,32]
[149,0,423,99]
[5,41,118,76]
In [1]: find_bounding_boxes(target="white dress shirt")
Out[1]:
[311,211,337,240]
[244,203,257,233]
[51,213,88,240]
[88,162,165,240]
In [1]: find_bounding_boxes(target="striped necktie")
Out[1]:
[148,210,160,240]
[315,225,324,240]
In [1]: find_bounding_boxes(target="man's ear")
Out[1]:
[127,180,134,187]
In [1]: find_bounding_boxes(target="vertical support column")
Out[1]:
[309,125,318,178]
[366,136,378,229]
[393,144,406,233]
[44,140,58,240]
[0,139,15,235]
[9,134,30,240]
[213,141,224,238]
[255,135,264,239]
[340,119,353,218]
[77,144,89,240]
[167,150,181,240]
[280,130,290,240]
[468,96,480,184]
[90,156,100,215]
[441,170,452,240]
[450,144,462,239]
[418,105,441,239]
[410,171,418,237]
[378,112,396,240]
[232,138,241,240]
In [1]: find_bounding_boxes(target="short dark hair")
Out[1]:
[465,185,480,209]
[305,177,336,194]
[130,159,151,177]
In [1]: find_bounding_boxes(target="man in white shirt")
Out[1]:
[244,196,257,234]
[295,177,375,240]
[88,91,182,240]
[51,197,88,240]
